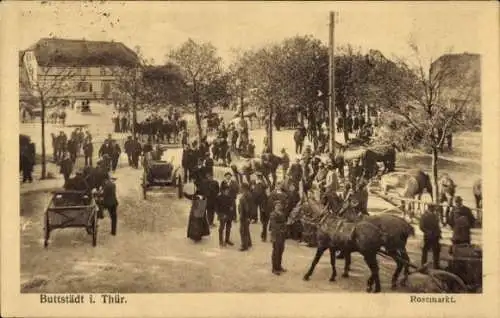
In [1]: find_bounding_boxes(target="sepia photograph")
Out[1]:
[2,1,500,317]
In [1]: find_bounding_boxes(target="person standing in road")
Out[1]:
[221,172,239,222]
[216,186,235,247]
[131,138,142,169]
[204,173,220,227]
[270,200,287,275]
[182,144,193,183]
[238,183,253,251]
[110,141,121,172]
[448,196,476,246]
[101,176,118,236]
[60,152,73,183]
[288,157,303,190]
[124,136,134,167]
[20,141,35,183]
[183,184,210,242]
[280,148,290,179]
[419,204,442,269]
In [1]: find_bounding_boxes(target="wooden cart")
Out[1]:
[44,190,99,247]
[142,160,183,199]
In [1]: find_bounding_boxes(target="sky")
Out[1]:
[14,1,492,67]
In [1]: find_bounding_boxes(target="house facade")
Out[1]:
[431,53,481,123]
[19,38,140,104]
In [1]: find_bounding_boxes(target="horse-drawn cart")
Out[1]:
[426,244,482,293]
[377,243,482,293]
[44,190,99,247]
[142,160,183,199]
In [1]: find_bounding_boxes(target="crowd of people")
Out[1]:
[21,103,476,277]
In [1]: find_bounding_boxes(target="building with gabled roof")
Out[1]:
[20,38,140,103]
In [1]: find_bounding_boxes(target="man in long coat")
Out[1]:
[238,182,253,251]
[448,196,476,245]
[101,177,119,235]
[217,185,236,247]
[270,198,287,275]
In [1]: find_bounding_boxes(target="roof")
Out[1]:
[431,53,480,86]
[23,38,140,67]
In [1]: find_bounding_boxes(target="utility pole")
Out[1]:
[328,11,337,156]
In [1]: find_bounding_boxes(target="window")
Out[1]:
[76,82,92,92]
[100,68,107,76]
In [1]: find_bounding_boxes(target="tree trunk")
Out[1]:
[431,146,439,203]
[342,109,349,143]
[240,92,244,121]
[40,99,47,179]
[132,100,137,140]
[195,101,203,142]
[268,102,274,153]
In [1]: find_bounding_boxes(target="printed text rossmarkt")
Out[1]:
[40,294,127,304]
[410,295,457,303]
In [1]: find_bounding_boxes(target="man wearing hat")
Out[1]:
[101,176,119,236]
[324,159,340,196]
[280,148,290,178]
[221,172,239,222]
[203,152,214,177]
[238,182,253,251]
[419,204,442,269]
[216,185,235,247]
[60,151,74,183]
[349,158,363,187]
[288,156,303,190]
[269,196,288,275]
[124,136,134,166]
[253,171,270,240]
[204,172,220,227]
[448,196,476,245]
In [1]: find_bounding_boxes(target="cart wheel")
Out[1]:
[44,214,50,248]
[92,213,98,247]
[177,175,183,199]
[429,269,468,293]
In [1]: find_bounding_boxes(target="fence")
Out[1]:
[369,188,482,227]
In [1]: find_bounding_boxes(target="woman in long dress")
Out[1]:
[183,184,210,242]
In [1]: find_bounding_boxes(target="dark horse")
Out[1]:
[288,196,415,293]
[64,166,109,193]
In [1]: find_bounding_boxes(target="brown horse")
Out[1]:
[288,197,414,293]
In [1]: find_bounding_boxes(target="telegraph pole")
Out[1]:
[328,11,336,156]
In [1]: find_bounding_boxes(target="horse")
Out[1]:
[211,137,231,166]
[380,170,432,219]
[288,196,414,293]
[230,154,283,189]
[368,144,398,173]
[64,166,109,193]
[473,178,482,209]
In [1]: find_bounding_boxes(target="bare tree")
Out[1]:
[108,46,149,139]
[168,39,225,141]
[20,58,76,179]
[376,43,480,201]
